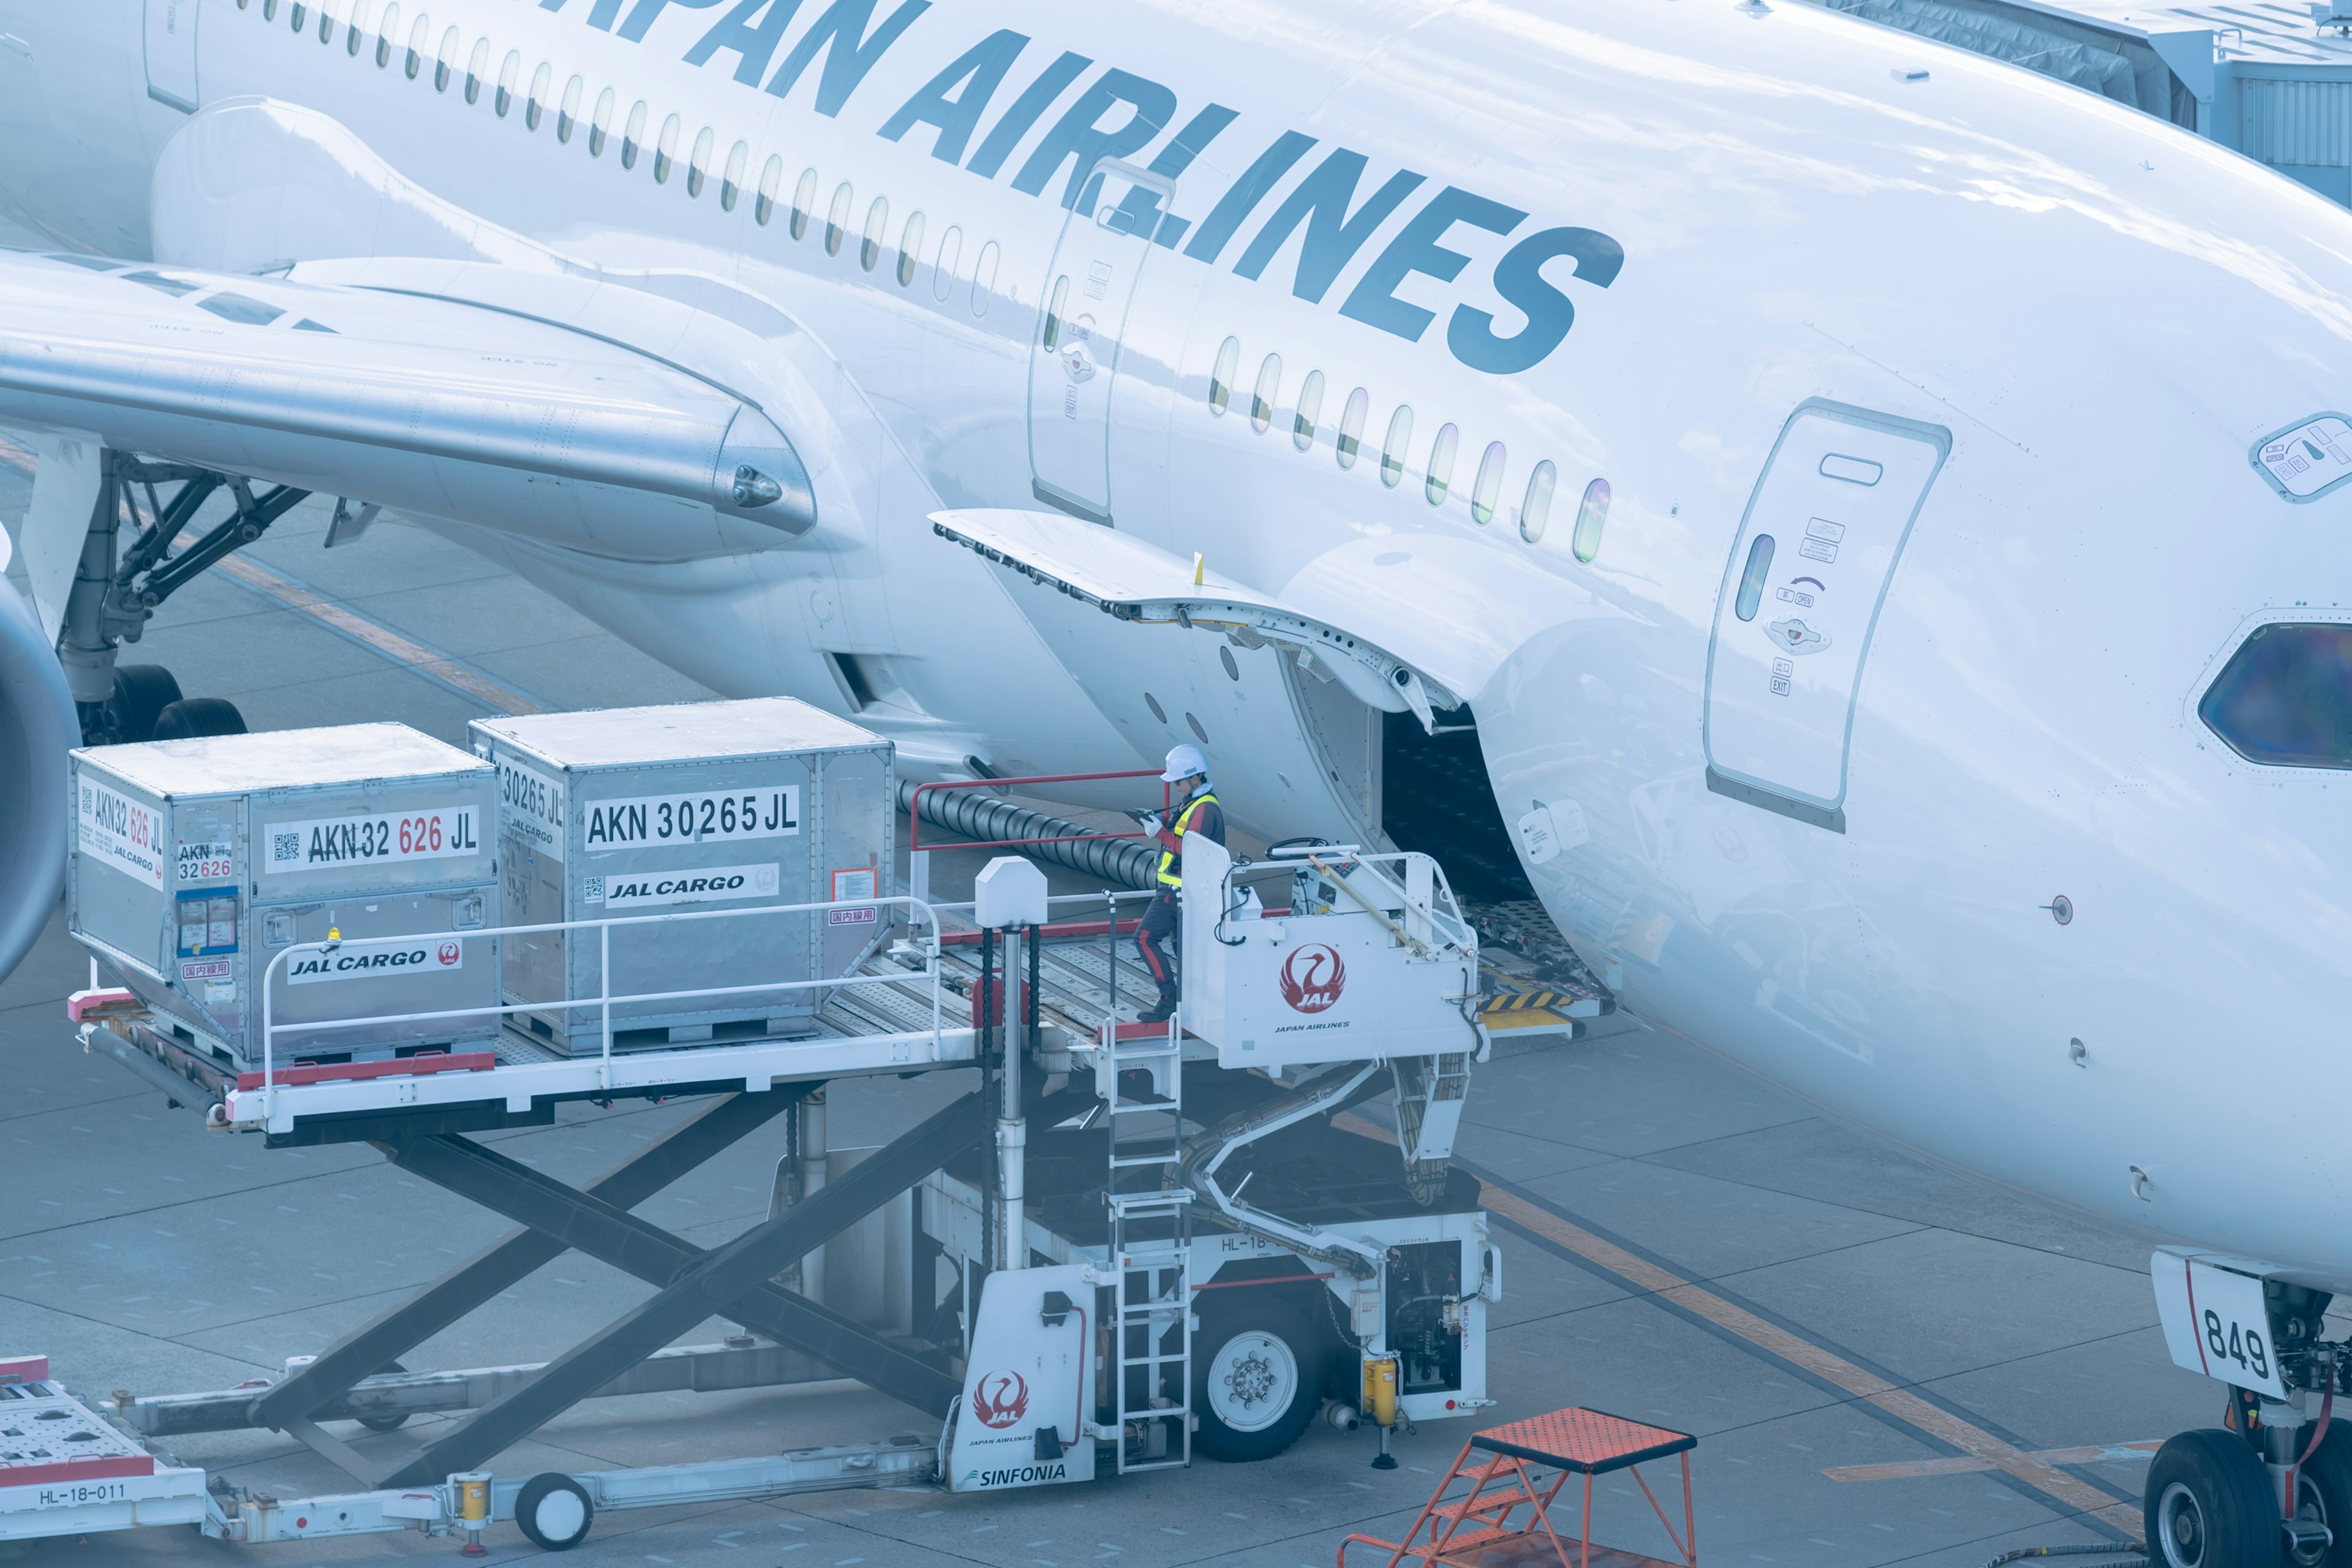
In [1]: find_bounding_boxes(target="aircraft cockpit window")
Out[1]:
[1380,405,1414,488]
[590,89,616,156]
[1207,337,1239,415]
[1518,460,1555,543]
[1293,370,1325,452]
[1733,533,1774,620]
[434,26,459,91]
[621,101,647,166]
[896,213,924,286]
[685,127,716,197]
[755,156,783,225]
[495,50,521,116]
[2198,622,2352,769]
[375,5,398,69]
[791,169,818,239]
[1250,355,1281,434]
[1572,478,1610,563]
[824,183,853,255]
[557,77,585,143]
[720,141,749,212]
[1336,387,1368,469]
[464,37,489,104]
[1471,442,1504,526]
[654,115,681,183]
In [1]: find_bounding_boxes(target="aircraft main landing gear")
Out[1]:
[56,453,300,745]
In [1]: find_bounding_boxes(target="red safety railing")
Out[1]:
[907,768,1170,856]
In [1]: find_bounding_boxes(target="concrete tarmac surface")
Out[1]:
[0,326,2228,1566]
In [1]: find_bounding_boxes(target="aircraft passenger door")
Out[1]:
[1026,160,1173,527]
[143,0,201,113]
[1703,401,1950,832]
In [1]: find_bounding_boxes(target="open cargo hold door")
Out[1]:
[930,510,1465,733]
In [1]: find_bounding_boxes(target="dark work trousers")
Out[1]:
[1136,886,1181,1000]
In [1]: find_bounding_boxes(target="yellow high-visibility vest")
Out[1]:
[1155,791,1218,888]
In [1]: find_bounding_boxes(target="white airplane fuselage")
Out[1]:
[6,0,2351,1292]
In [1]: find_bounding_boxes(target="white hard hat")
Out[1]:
[1160,743,1208,783]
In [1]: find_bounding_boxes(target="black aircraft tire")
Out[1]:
[104,665,182,744]
[2290,1420,2352,1567]
[2145,1428,2279,1568]
[1192,1298,1319,1463]
[514,1472,594,1551]
[150,698,246,740]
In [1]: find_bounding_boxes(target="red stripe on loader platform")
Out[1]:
[0,1455,154,1486]
[1330,1112,2144,1541]
[235,1051,496,1091]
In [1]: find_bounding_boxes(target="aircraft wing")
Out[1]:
[0,247,817,567]
[930,507,1463,728]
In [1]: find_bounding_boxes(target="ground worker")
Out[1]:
[1134,743,1223,1024]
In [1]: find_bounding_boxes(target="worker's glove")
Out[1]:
[1139,812,1166,837]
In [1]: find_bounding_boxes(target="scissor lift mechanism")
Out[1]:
[22,837,1511,1550]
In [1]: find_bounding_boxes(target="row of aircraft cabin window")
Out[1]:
[238,0,1006,315]
[1204,338,1610,560]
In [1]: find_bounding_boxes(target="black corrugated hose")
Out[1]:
[1981,1545,2149,1566]
[898,779,1159,891]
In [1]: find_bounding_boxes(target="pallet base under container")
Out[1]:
[510,1008,822,1056]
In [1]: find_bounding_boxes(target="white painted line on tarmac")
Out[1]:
[210,551,549,715]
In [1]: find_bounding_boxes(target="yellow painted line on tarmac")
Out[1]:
[0,434,542,717]
[1332,1111,2144,1539]
[1825,1441,2160,1483]
[209,553,545,716]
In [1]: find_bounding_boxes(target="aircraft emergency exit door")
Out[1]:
[1027,160,1171,527]
[1703,401,1949,832]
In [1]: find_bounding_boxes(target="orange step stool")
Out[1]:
[1339,1407,1698,1568]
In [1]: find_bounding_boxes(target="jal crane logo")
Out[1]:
[1278,944,1347,1014]
[971,1370,1030,1429]
[437,942,461,967]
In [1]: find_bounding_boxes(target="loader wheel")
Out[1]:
[1193,1298,1318,1462]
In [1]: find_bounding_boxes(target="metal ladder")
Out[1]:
[1102,1015,1191,1472]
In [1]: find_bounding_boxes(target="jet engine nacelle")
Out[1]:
[0,525,79,985]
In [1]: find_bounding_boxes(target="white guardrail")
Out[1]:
[250,895,949,1112]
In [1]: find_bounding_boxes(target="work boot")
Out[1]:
[1137,992,1178,1024]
